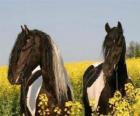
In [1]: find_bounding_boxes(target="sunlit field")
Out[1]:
[0,59,140,115]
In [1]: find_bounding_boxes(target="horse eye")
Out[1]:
[26,35,33,42]
[27,36,31,40]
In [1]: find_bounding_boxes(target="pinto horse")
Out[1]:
[8,25,72,116]
[83,22,132,115]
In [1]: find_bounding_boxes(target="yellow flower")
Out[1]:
[89,99,96,108]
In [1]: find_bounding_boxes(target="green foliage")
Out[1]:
[127,41,140,58]
[0,86,20,116]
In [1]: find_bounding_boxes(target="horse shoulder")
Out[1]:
[84,62,103,87]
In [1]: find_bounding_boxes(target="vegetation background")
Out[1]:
[0,58,140,115]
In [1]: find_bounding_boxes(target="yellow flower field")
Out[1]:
[0,58,140,115]
[127,58,140,80]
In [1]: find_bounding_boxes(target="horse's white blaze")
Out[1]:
[15,75,20,83]
[27,66,43,116]
[87,64,105,111]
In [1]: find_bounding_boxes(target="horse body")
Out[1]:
[8,25,72,115]
[87,67,105,111]
[83,63,131,115]
[83,22,132,115]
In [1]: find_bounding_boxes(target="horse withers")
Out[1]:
[83,22,132,115]
[8,25,73,116]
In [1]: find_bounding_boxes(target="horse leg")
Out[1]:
[20,91,24,115]
[20,82,32,116]
[83,65,95,116]
[83,83,92,116]
[98,84,112,115]
[83,94,92,116]
[68,86,73,101]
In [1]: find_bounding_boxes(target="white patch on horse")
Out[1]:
[32,65,41,74]
[27,66,43,116]
[87,64,105,111]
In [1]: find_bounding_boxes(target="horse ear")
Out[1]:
[118,21,123,33]
[24,25,29,35]
[21,25,25,32]
[105,23,111,33]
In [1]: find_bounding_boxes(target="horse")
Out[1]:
[83,22,132,115]
[7,25,73,116]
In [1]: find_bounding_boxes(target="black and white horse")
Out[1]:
[8,25,73,116]
[83,22,132,115]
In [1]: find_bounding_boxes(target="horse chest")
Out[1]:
[27,76,43,116]
[87,71,105,110]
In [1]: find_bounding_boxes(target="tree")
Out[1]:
[135,42,140,57]
[126,41,140,58]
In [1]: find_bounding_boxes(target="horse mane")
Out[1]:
[33,30,72,104]
[117,39,128,87]
[51,39,72,102]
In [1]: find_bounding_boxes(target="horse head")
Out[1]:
[102,22,126,77]
[8,25,41,84]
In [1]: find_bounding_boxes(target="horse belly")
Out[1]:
[27,76,43,116]
[87,71,105,111]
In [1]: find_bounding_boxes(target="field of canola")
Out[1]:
[0,59,140,115]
